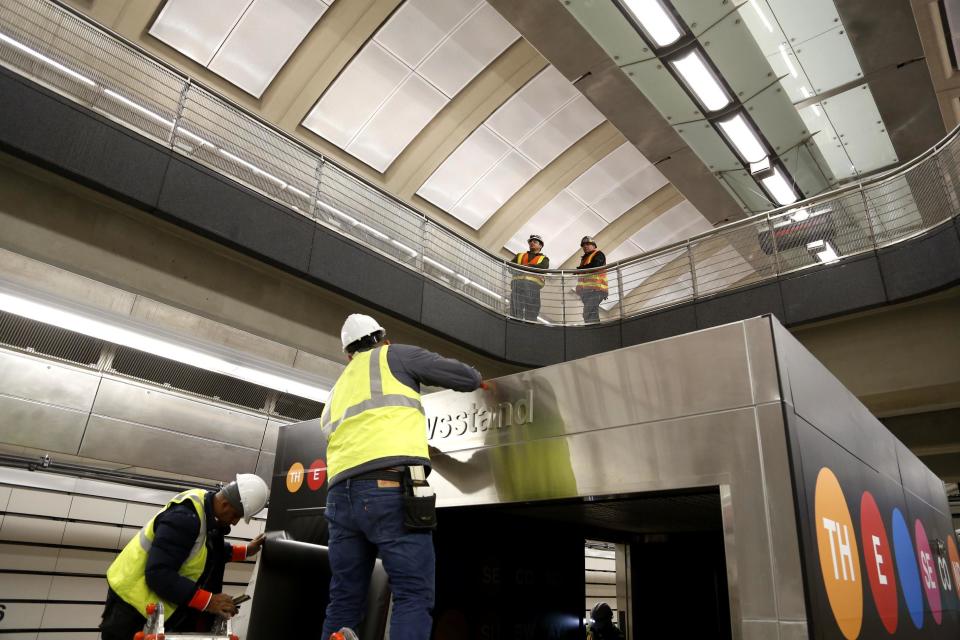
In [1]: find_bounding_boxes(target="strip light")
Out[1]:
[103,89,174,127]
[718,114,767,164]
[0,283,330,402]
[750,0,774,32]
[761,168,799,206]
[0,31,95,87]
[778,44,798,78]
[621,0,683,47]
[671,50,730,112]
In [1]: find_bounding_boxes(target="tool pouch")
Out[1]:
[402,468,437,531]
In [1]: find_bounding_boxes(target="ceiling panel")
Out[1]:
[764,47,810,103]
[623,57,700,123]
[701,12,775,102]
[674,122,743,172]
[302,42,407,148]
[673,0,735,38]
[550,209,607,263]
[418,125,508,211]
[793,27,862,95]
[605,240,643,263]
[149,0,253,66]
[508,190,586,254]
[797,103,850,182]
[738,0,783,57]
[453,151,539,229]
[569,143,652,206]
[781,142,832,197]
[722,169,774,212]
[631,200,710,250]
[418,3,518,97]
[765,0,841,45]
[592,165,668,223]
[743,83,808,155]
[208,0,330,98]
[487,67,579,146]
[563,0,653,65]
[518,95,605,167]
[822,85,898,174]
[374,0,476,68]
[346,73,447,172]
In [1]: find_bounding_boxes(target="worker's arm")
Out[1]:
[592,251,606,268]
[226,534,265,562]
[144,504,212,610]
[389,344,482,392]
[535,256,550,269]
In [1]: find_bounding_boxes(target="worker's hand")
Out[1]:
[479,380,494,391]
[205,593,238,618]
[246,533,266,557]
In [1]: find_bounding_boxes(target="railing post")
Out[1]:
[309,157,324,221]
[686,241,698,301]
[167,78,191,148]
[616,263,625,321]
[766,213,784,276]
[560,271,566,325]
[858,184,880,249]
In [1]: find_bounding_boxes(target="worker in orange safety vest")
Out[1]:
[575,236,608,323]
[509,234,550,321]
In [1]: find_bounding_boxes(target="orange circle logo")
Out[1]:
[285,462,304,493]
[814,467,863,639]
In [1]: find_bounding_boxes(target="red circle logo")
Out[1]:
[306,458,327,491]
[859,491,898,633]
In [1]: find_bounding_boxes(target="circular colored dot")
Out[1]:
[891,508,924,629]
[914,519,942,625]
[306,459,327,491]
[859,491,897,633]
[814,467,863,639]
[947,536,960,605]
[285,462,304,493]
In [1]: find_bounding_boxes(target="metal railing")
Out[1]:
[1,0,958,327]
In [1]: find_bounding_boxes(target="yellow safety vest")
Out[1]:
[321,345,426,484]
[575,251,608,294]
[511,252,547,287]
[106,489,208,617]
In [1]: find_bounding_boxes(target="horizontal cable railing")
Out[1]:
[1,0,958,327]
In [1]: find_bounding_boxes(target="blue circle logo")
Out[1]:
[891,508,924,629]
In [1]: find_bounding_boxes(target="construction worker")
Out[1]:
[587,602,625,640]
[575,236,608,323]
[510,234,550,321]
[99,474,269,640]
[320,313,483,640]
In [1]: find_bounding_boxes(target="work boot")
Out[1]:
[330,628,358,640]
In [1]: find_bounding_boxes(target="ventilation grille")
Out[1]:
[274,392,324,421]
[0,309,103,366]
[110,346,273,412]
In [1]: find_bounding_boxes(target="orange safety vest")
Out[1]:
[575,251,608,294]
[512,252,547,287]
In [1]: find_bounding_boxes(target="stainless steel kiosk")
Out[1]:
[250,316,959,640]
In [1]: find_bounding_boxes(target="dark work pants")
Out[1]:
[100,588,146,640]
[580,290,606,323]
[510,280,542,321]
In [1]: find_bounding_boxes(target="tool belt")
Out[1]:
[402,466,437,531]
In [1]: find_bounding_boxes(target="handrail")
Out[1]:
[1,0,957,327]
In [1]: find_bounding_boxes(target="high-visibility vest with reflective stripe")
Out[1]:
[321,345,426,483]
[106,489,208,617]
[512,252,547,287]
[575,251,608,293]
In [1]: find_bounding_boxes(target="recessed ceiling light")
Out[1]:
[761,168,799,206]
[671,49,731,112]
[621,0,684,47]
[718,114,767,163]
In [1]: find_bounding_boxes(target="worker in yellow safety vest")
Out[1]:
[575,236,608,323]
[100,474,269,640]
[320,313,483,640]
[509,234,550,321]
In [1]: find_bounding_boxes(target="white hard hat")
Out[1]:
[340,313,385,351]
[234,473,269,523]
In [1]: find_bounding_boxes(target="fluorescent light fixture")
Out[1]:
[217,148,287,189]
[671,50,730,112]
[355,221,389,242]
[178,128,213,148]
[391,240,418,258]
[718,114,767,163]
[465,280,504,301]
[621,0,683,47]
[761,168,799,206]
[807,239,839,264]
[103,89,174,128]
[423,256,457,277]
[0,284,330,402]
[286,185,313,201]
[750,0,773,32]
[0,32,96,87]
[317,200,358,226]
[778,44,798,78]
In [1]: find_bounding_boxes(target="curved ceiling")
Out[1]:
[60,0,939,272]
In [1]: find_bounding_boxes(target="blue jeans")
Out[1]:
[321,479,435,640]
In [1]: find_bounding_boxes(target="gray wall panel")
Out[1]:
[0,395,88,454]
[780,255,887,324]
[308,228,425,321]
[421,282,506,359]
[0,352,100,411]
[564,323,621,361]
[92,377,267,449]
[79,416,259,480]
[157,159,315,273]
[878,223,960,300]
[695,282,785,329]
[620,303,697,347]
[0,69,168,209]
[505,320,565,366]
